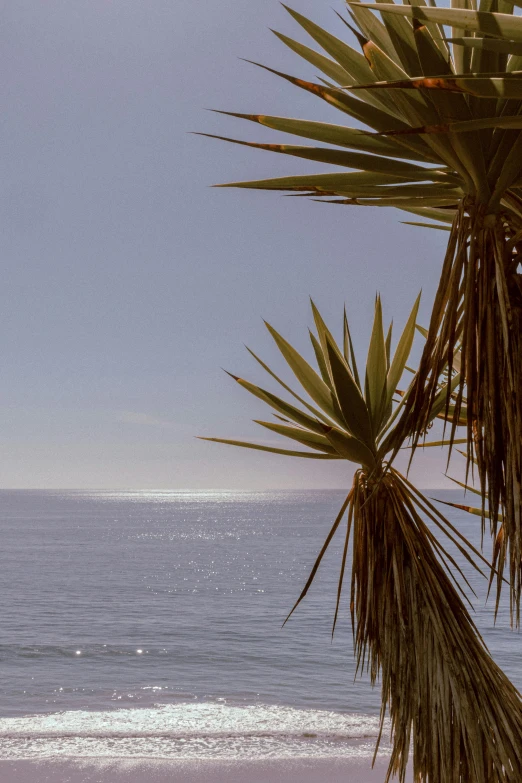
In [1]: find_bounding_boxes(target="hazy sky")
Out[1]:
[0,0,456,489]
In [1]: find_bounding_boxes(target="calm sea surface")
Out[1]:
[0,489,519,761]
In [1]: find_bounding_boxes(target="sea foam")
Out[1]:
[0,702,389,761]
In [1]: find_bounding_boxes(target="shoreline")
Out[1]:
[0,757,413,782]
[0,701,412,781]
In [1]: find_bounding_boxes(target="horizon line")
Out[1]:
[0,486,464,492]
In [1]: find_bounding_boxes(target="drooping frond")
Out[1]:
[350,468,522,783]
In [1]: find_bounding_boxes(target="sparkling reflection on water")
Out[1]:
[0,489,519,759]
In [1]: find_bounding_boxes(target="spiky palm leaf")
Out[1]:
[202,1,522,621]
[202,299,522,783]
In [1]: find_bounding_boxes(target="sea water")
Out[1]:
[0,489,519,761]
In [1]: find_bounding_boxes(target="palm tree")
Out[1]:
[202,299,522,782]
[200,1,522,623]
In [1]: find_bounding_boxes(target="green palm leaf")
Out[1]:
[264,320,343,425]
[200,133,451,177]
[386,292,421,411]
[353,4,522,42]
[199,437,340,458]
[348,74,522,98]
[446,36,522,56]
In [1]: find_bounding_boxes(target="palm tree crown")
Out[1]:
[201,0,522,621]
[202,298,522,782]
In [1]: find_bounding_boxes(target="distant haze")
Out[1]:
[1,1,455,489]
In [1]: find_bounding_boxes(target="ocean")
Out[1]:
[0,489,519,763]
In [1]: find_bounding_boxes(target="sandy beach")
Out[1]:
[0,757,412,782]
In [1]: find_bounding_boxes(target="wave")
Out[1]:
[0,702,384,739]
[0,702,390,761]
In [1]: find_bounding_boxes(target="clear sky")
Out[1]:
[0,0,457,489]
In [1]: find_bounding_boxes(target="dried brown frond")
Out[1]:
[349,467,522,783]
[398,205,522,623]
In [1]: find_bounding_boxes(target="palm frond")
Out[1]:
[202,1,522,618]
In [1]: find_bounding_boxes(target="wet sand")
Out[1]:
[0,757,412,782]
